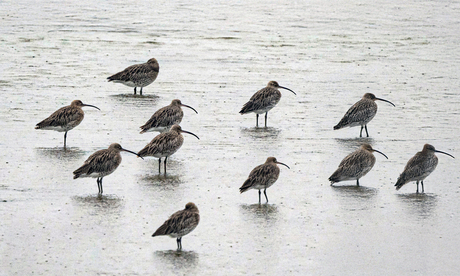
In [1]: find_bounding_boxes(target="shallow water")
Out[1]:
[1,0,460,275]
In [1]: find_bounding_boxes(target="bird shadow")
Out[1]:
[153,250,199,268]
[331,185,379,199]
[334,137,375,151]
[140,174,183,189]
[331,185,379,211]
[395,193,438,219]
[240,127,281,139]
[109,94,160,107]
[35,147,87,161]
[239,203,279,221]
[71,194,124,211]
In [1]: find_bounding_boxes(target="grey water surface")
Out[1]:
[1,0,460,275]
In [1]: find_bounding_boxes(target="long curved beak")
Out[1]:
[435,150,455,159]
[82,104,101,111]
[375,98,395,107]
[181,104,198,114]
[276,161,290,169]
[373,149,389,159]
[181,130,200,140]
[122,148,144,159]
[279,86,297,96]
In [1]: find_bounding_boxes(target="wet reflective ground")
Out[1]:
[1,0,460,274]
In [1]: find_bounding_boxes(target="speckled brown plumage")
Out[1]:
[240,81,296,127]
[138,125,199,173]
[329,143,388,186]
[152,202,200,250]
[395,144,454,193]
[108,58,159,95]
[35,100,100,148]
[73,143,140,194]
[239,157,290,203]
[140,99,198,134]
[334,93,395,137]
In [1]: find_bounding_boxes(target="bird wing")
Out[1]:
[140,107,182,130]
[335,99,376,128]
[240,87,280,114]
[108,63,154,82]
[36,106,82,128]
[239,164,278,192]
[152,210,199,236]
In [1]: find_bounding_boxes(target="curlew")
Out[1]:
[333,93,395,137]
[107,58,159,95]
[137,124,199,174]
[239,157,290,204]
[140,99,198,134]
[329,143,388,186]
[152,202,200,250]
[73,143,142,194]
[35,100,100,148]
[395,144,454,193]
[240,81,296,127]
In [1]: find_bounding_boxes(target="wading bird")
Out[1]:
[138,125,199,174]
[152,202,200,251]
[395,144,454,193]
[108,58,159,95]
[240,81,296,127]
[73,143,142,194]
[239,157,290,203]
[35,100,100,148]
[333,93,395,137]
[329,143,388,186]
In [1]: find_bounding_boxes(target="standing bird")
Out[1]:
[395,144,454,193]
[140,99,198,134]
[239,157,290,204]
[333,93,395,137]
[107,58,159,95]
[73,143,142,194]
[35,100,100,149]
[137,125,199,174]
[329,143,388,186]
[239,81,296,127]
[152,202,200,251]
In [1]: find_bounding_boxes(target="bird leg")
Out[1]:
[176,237,182,250]
[364,125,369,137]
[421,181,424,193]
[258,190,261,204]
[359,126,364,137]
[416,181,419,193]
[140,87,143,96]
[164,156,168,174]
[264,112,268,127]
[158,157,162,174]
[264,188,269,203]
[98,177,103,194]
[64,131,68,149]
[356,179,360,186]
[134,87,137,95]
[256,114,259,127]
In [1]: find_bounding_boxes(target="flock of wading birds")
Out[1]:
[34,57,455,250]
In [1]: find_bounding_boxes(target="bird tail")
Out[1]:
[239,101,254,114]
[107,72,123,82]
[152,224,169,237]
[137,146,150,158]
[394,173,407,190]
[333,118,348,130]
[328,172,340,184]
[73,164,91,179]
[239,179,252,193]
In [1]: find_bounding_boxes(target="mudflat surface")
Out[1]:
[1,0,460,275]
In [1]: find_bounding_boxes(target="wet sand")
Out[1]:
[1,0,460,275]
